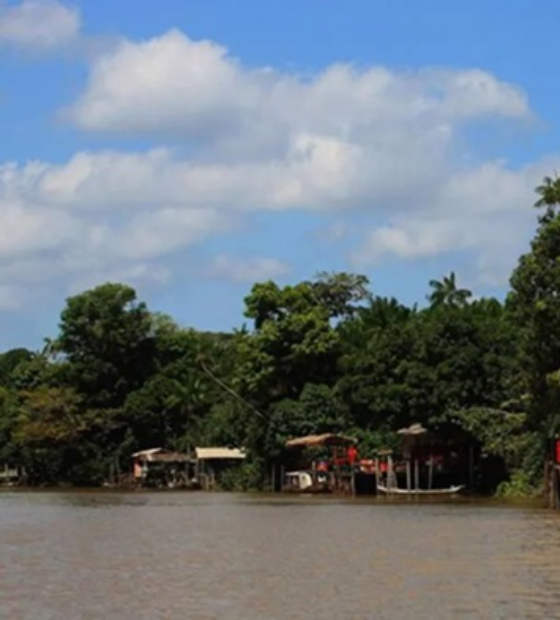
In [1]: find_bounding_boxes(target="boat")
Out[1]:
[377,483,464,496]
[282,470,333,494]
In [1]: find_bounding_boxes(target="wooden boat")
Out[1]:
[377,483,464,496]
[282,470,333,494]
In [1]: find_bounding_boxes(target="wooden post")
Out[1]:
[468,445,473,489]
[552,466,556,509]
[374,456,380,494]
[414,459,419,492]
[545,457,551,508]
[553,465,560,510]
[406,460,411,492]
[428,454,433,490]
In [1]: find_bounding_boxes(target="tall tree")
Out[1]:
[509,177,560,436]
[56,283,155,408]
[534,174,560,211]
[428,271,472,308]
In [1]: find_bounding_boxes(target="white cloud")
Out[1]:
[0,156,231,308]
[68,30,530,153]
[353,158,560,285]
[207,256,290,283]
[0,0,80,50]
[0,28,552,309]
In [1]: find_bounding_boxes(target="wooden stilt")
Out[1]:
[554,465,560,510]
[469,444,474,490]
[406,460,411,492]
[428,454,433,490]
[414,459,419,492]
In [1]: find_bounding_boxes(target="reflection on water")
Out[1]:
[1,492,560,619]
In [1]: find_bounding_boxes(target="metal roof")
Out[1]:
[131,448,164,458]
[195,447,246,460]
[285,433,357,448]
[131,448,192,462]
[397,423,428,436]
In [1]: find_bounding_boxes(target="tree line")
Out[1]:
[1,176,560,493]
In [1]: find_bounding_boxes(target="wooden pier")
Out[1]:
[283,433,377,495]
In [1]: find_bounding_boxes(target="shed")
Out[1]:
[131,448,194,487]
[194,446,246,490]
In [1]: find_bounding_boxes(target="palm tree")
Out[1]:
[428,271,472,308]
[535,174,560,209]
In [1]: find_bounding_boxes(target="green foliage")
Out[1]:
[448,408,530,466]
[496,470,540,499]
[2,185,560,497]
[509,191,560,437]
[0,348,33,387]
[57,283,156,408]
[428,272,472,308]
[264,384,347,460]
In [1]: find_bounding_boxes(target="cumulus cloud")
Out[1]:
[0,0,80,50]
[207,256,291,283]
[352,159,560,285]
[0,156,231,306]
[0,29,551,309]
[69,31,530,142]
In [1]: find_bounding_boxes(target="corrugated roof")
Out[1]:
[131,448,164,458]
[195,447,246,460]
[397,423,427,436]
[285,433,357,448]
[131,448,192,462]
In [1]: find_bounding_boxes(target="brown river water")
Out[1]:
[1,492,560,619]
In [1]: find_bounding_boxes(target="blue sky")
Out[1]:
[0,0,559,350]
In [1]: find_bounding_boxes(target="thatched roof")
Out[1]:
[285,433,357,448]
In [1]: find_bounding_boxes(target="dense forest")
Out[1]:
[1,177,560,494]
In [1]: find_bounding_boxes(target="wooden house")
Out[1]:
[131,448,195,488]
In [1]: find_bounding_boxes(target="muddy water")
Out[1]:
[1,492,560,619]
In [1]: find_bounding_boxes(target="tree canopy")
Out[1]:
[0,178,559,494]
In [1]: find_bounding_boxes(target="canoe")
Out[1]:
[377,483,464,495]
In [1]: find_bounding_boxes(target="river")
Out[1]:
[1,492,560,619]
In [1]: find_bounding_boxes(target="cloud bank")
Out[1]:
[0,29,553,310]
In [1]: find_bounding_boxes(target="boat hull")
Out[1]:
[377,484,464,496]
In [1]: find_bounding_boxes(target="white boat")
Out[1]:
[377,483,464,496]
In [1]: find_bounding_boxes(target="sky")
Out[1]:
[0,0,559,350]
